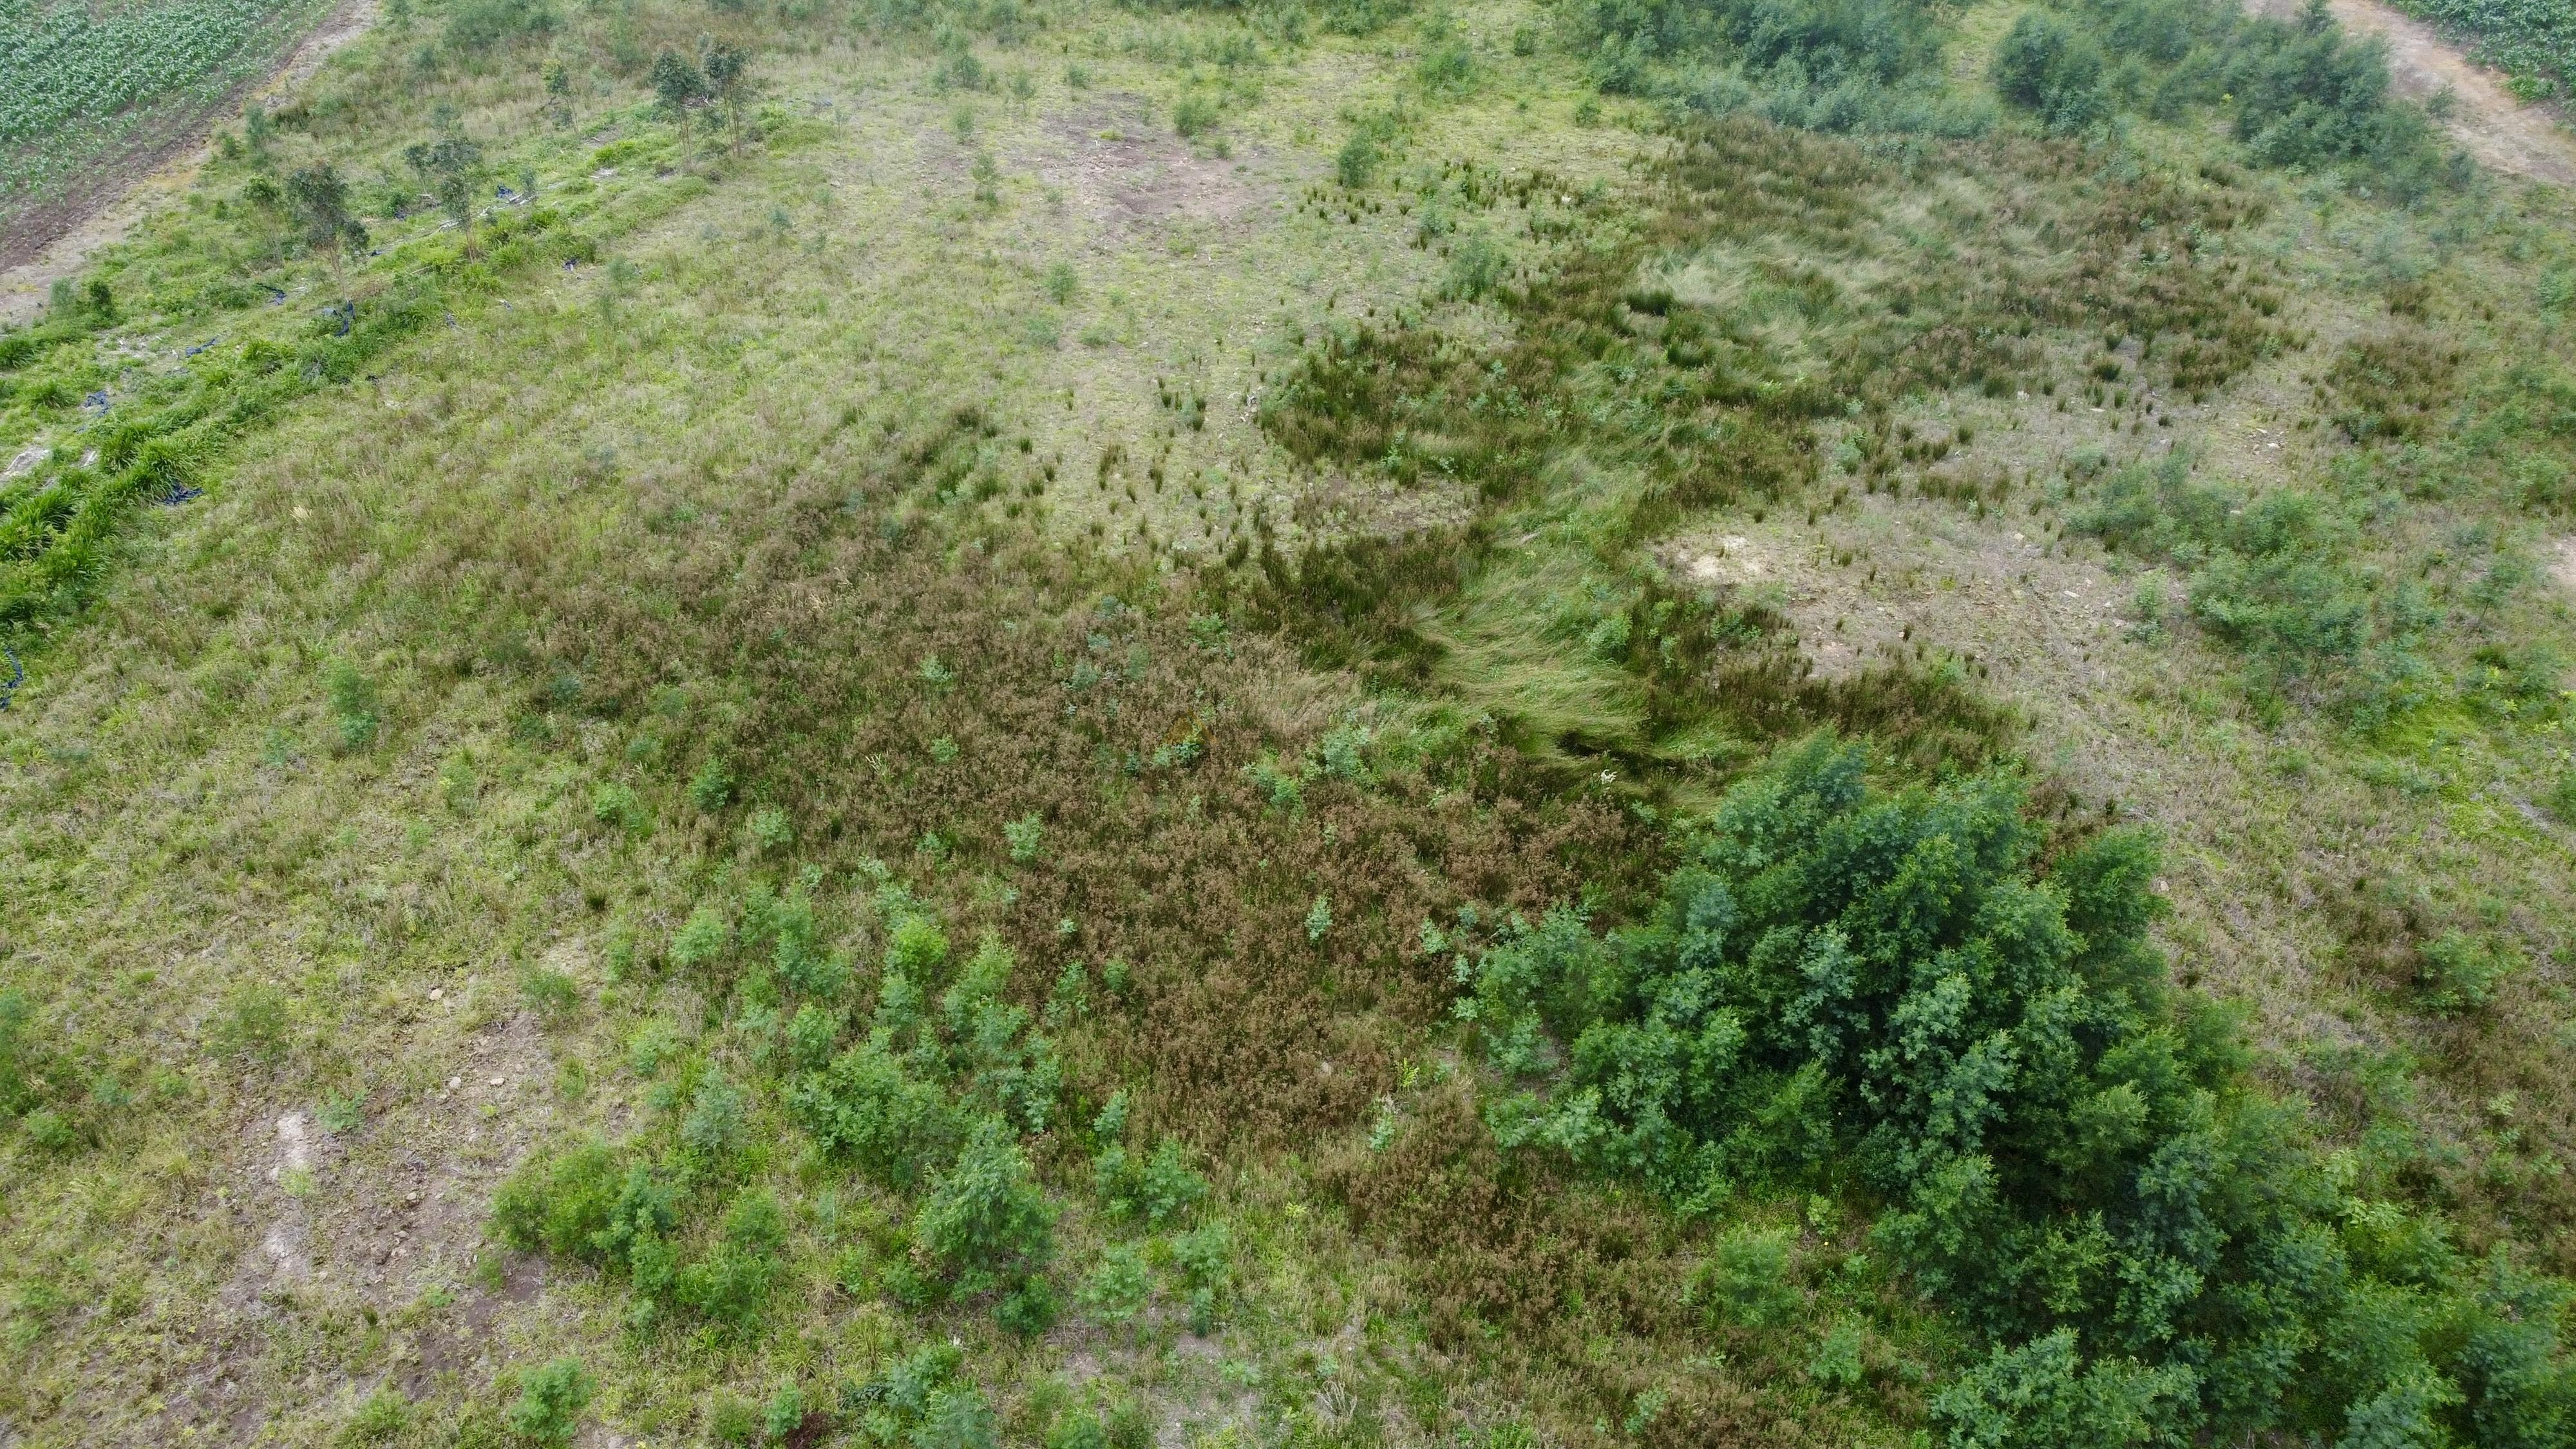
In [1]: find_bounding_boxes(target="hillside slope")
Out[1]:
[3,0,2576,1445]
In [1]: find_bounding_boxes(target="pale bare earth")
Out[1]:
[0,0,377,328]
[2256,0,2576,185]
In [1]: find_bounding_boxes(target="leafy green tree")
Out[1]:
[701,39,752,138]
[284,163,368,272]
[404,134,484,232]
[649,49,706,116]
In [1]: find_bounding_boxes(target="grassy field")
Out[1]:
[3,0,2576,1444]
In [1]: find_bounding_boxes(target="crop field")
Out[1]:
[1,0,337,246]
[2392,0,2576,100]
[2,0,2575,1444]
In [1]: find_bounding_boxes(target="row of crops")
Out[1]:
[2392,0,2576,97]
[1,0,328,215]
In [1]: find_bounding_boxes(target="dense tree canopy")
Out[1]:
[1467,735,2574,1446]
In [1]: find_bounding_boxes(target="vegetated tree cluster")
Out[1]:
[1567,0,2461,196]
[1993,0,2456,191]
[1461,735,2575,1446]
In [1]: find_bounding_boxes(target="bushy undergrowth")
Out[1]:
[1460,734,2576,1446]
[1566,0,2456,194]
[2072,451,2439,717]
[1981,0,2459,196]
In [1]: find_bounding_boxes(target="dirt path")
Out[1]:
[0,0,377,327]
[2257,0,2576,185]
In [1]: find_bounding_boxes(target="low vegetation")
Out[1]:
[3,0,2575,1443]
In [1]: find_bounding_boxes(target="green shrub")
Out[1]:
[670,905,732,970]
[521,967,581,1021]
[913,1117,1055,1296]
[208,983,292,1063]
[491,1141,623,1259]
[911,1387,999,1449]
[1931,1329,2193,1448]
[788,1003,842,1069]
[676,1188,786,1327]
[319,1090,367,1134]
[706,1395,759,1444]
[1004,813,1045,862]
[790,1041,962,1186]
[503,1358,592,1445]
[1695,1225,1799,1328]
[1094,1137,1208,1227]
[2544,772,2576,826]
[2417,931,2515,1016]
[19,1108,78,1153]
[0,990,38,1120]
[1103,1397,1153,1449]
[689,756,735,810]
[1570,0,1940,102]
[1080,1242,1151,1323]
[1170,1219,1232,1330]
[887,915,951,977]
[1808,1321,1865,1388]
[1992,12,2108,133]
[1046,1411,1108,1449]
[325,661,379,750]
[1172,95,1220,138]
[1335,131,1381,188]
[339,1388,410,1445]
[589,782,644,830]
[2071,455,2425,712]
[444,0,557,52]
[681,1076,748,1164]
[764,1385,808,1441]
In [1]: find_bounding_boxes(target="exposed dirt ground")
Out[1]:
[2255,0,2576,185]
[0,0,376,325]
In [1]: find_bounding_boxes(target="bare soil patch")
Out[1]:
[1028,100,1269,236]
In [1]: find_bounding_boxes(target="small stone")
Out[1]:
[428,987,444,1001]
[489,1075,506,1086]
[446,1075,462,1091]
